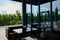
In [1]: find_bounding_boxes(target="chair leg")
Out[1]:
[22,38,26,40]
[8,37,12,40]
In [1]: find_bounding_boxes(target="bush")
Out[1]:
[0,11,22,26]
[10,20,16,25]
[16,21,22,24]
[0,21,3,26]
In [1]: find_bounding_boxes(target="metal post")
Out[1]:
[50,0,53,31]
[22,0,27,25]
[30,0,33,31]
[38,0,41,30]
[38,0,41,40]
[22,0,26,33]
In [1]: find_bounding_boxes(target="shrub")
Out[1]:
[10,20,16,25]
[16,21,22,24]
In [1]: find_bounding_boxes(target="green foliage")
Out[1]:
[16,10,22,20]
[0,10,22,26]
[10,20,16,25]
[0,8,60,26]
[16,21,22,24]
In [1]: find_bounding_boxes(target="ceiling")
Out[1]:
[12,0,55,5]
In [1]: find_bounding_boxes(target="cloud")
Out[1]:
[0,2,22,14]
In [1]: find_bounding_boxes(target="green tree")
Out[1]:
[16,10,22,20]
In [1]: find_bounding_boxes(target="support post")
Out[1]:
[22,0,26,33]
[38,0,41,30]
[30,0,33,31]
[50,0,53,31]
[38,0,41,40]
[22,0,26,26]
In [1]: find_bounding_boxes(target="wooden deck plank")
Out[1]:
[0,27,7,40]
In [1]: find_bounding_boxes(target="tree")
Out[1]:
[55,7,58,21]
[16,10,22,20]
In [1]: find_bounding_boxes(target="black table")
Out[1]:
[12,27,38,40]
[12,25,51,40]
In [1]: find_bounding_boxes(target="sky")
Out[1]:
[0,0,22,14]
[0,0,60,15]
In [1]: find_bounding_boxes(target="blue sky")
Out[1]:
[0,0,60,15]
[0,0,22,14]
[0,0,8,6]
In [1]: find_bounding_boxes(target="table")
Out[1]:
[12,25,51,40]
[12,27,38,40]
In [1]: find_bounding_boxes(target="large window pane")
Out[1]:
[53,0,60,31]
[32,5,38,24]
[26,4,31,27]
[40,3,51,31]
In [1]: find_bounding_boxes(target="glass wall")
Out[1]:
[25,0,60,31]
[26,4,38,26]
[26,4,39,32]
[52,0,60,31]
[40,3,51,31]
[26,4,39,28]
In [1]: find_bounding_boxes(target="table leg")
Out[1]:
[17,34,21,40]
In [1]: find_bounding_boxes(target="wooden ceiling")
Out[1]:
[12,0,55,5]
